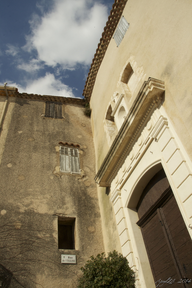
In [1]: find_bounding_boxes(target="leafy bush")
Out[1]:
[77,250,135,288]
[84,103,91,117]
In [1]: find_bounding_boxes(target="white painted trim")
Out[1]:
[110,106,192,288]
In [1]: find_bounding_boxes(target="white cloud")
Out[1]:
[6,44,19,56]
[2,73,75,97]
[17,59,43,72]
[24,0,108,68]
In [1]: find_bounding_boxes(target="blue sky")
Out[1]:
[0,0,114,98]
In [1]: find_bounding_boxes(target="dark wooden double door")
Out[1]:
[137,170,192,287]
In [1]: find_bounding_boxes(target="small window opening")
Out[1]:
[58,218,75,249]
[45,102,62,118]
[60,146,80,173]
[121,63,133,84]
[106,105,114,122]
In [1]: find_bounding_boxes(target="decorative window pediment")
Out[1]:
[111,94,128,130]
[104,93,129,146]
[95,78,165,187]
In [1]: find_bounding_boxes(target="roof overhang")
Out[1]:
[83,0,128,101]
[95,78,165,187]
[0,86,84,106]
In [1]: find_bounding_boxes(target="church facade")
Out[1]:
[83,0,192,287]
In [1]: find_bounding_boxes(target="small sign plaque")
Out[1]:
[61,254,77,264]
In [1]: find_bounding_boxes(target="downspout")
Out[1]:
[0,83,9,130]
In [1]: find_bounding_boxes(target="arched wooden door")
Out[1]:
[137,169,192,287]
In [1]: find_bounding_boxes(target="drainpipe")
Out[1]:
[0,83,9,130]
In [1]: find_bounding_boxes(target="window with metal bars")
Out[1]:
[45,102,62,118]
[60,147,80,173]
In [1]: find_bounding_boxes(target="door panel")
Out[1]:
[161,196,192,282]
[137,170,192,287]
[141,211,180,287]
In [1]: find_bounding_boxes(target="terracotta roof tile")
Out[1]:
[59,142,80,148]
[0,86,85,106]
[83,0,127,101]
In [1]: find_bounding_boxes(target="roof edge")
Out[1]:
[0,86,85,106]
[83,0,128,101]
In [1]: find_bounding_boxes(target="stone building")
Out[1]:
[1,0,192,287]
[83,0,192,287]
[0,86,103,287]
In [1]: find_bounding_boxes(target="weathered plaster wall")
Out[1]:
[90,0,192,253]
[96,186,122,253]
[0,97,104,288]
[91,0,192,162]
[0,97,6,116]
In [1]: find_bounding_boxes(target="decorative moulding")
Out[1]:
[95,77,165,187]
[59,142,80,148]
[110,189,122,204]
[111,94,124,117]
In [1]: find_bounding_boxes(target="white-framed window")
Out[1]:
[60,147,80,173]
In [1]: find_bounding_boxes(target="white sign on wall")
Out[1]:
[61,254,76,264]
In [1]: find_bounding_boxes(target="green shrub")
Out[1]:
[84,103,91,117]
[77,250,135,288]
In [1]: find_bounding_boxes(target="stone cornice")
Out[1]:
[95,78,165,187]
[83,0,128,101]
[0,86,85,106]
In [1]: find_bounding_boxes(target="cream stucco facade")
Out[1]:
[83,0,192,287]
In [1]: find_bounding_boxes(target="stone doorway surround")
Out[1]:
[110,108,192,288]
[95,78,192,288]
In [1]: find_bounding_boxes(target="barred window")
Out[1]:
[45,102,62,118]
[60,147,80,173]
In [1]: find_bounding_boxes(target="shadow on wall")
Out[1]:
[0,218,80,288]
[0,264,27,288]
[0,264,13,288]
